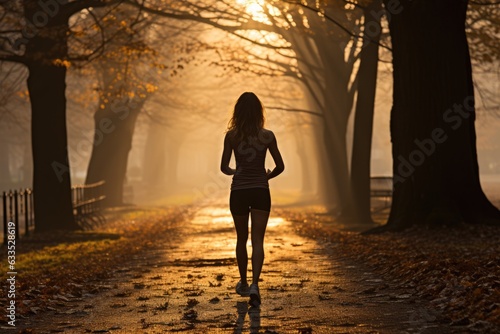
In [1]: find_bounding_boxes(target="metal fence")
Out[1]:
[72,181,106,229]
[2,181,106,244]
[2,189,34,244]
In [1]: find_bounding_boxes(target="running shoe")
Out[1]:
[249,283,261,307]
[236,281,250,296]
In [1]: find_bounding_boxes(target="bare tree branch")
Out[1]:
[266,106,323,117]
[282,0,392,51]
[0,54,27,64]
[63,0,125,17]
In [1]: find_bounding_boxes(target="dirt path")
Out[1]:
[18,203,455,333]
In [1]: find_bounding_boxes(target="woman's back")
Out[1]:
[227,128,275,190]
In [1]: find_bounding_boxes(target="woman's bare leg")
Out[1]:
[250,209,270,285]
[232,214,250,284]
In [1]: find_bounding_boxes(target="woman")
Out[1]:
[220,92,285,307]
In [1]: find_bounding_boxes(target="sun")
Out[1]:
[236,0,267,21]
[246,2,264,15]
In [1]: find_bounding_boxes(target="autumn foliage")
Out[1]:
[279,207,500,328]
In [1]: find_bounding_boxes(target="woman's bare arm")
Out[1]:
[267,133,284,180]
[220,133,236,175]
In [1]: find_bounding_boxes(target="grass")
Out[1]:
[15,236,120,277]
[0,206,189,316]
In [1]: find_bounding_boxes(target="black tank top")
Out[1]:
[228,128,275,191]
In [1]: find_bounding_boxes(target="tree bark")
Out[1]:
[85,99,142,207]
[28,64,77,232]
[23,0,77,231]
[381,0,499,230]
[22,140,33,186]
[0,135,11,185]
[349,0,382,224]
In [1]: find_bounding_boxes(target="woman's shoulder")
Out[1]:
[224,130,235,145]
[260,128,276,144]
[260,128,275,136]
[225,129,237,139]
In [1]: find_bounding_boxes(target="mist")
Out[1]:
[1,37,499,209]
[0,0,499,215]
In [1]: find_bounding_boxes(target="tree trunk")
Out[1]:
[286,18,356,215]
[143,121,168,186]
[27,62,77,231]
[293,127,314,194]
[24,0,76,232]
[349,0,382,224]
[381,0,499,230]
[322,57,354,217]
[85,100,142,207]
[22,140,33,187]
[322,119,350,215]
[163,136,180,193]
[0,135,11,185]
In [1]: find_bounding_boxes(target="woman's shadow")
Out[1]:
[234,301,261,333]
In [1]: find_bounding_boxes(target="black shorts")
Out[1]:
[230,188,271,216]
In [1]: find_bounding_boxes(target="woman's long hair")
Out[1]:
[227,92,265,142]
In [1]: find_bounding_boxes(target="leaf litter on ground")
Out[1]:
[275,206,500,330]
